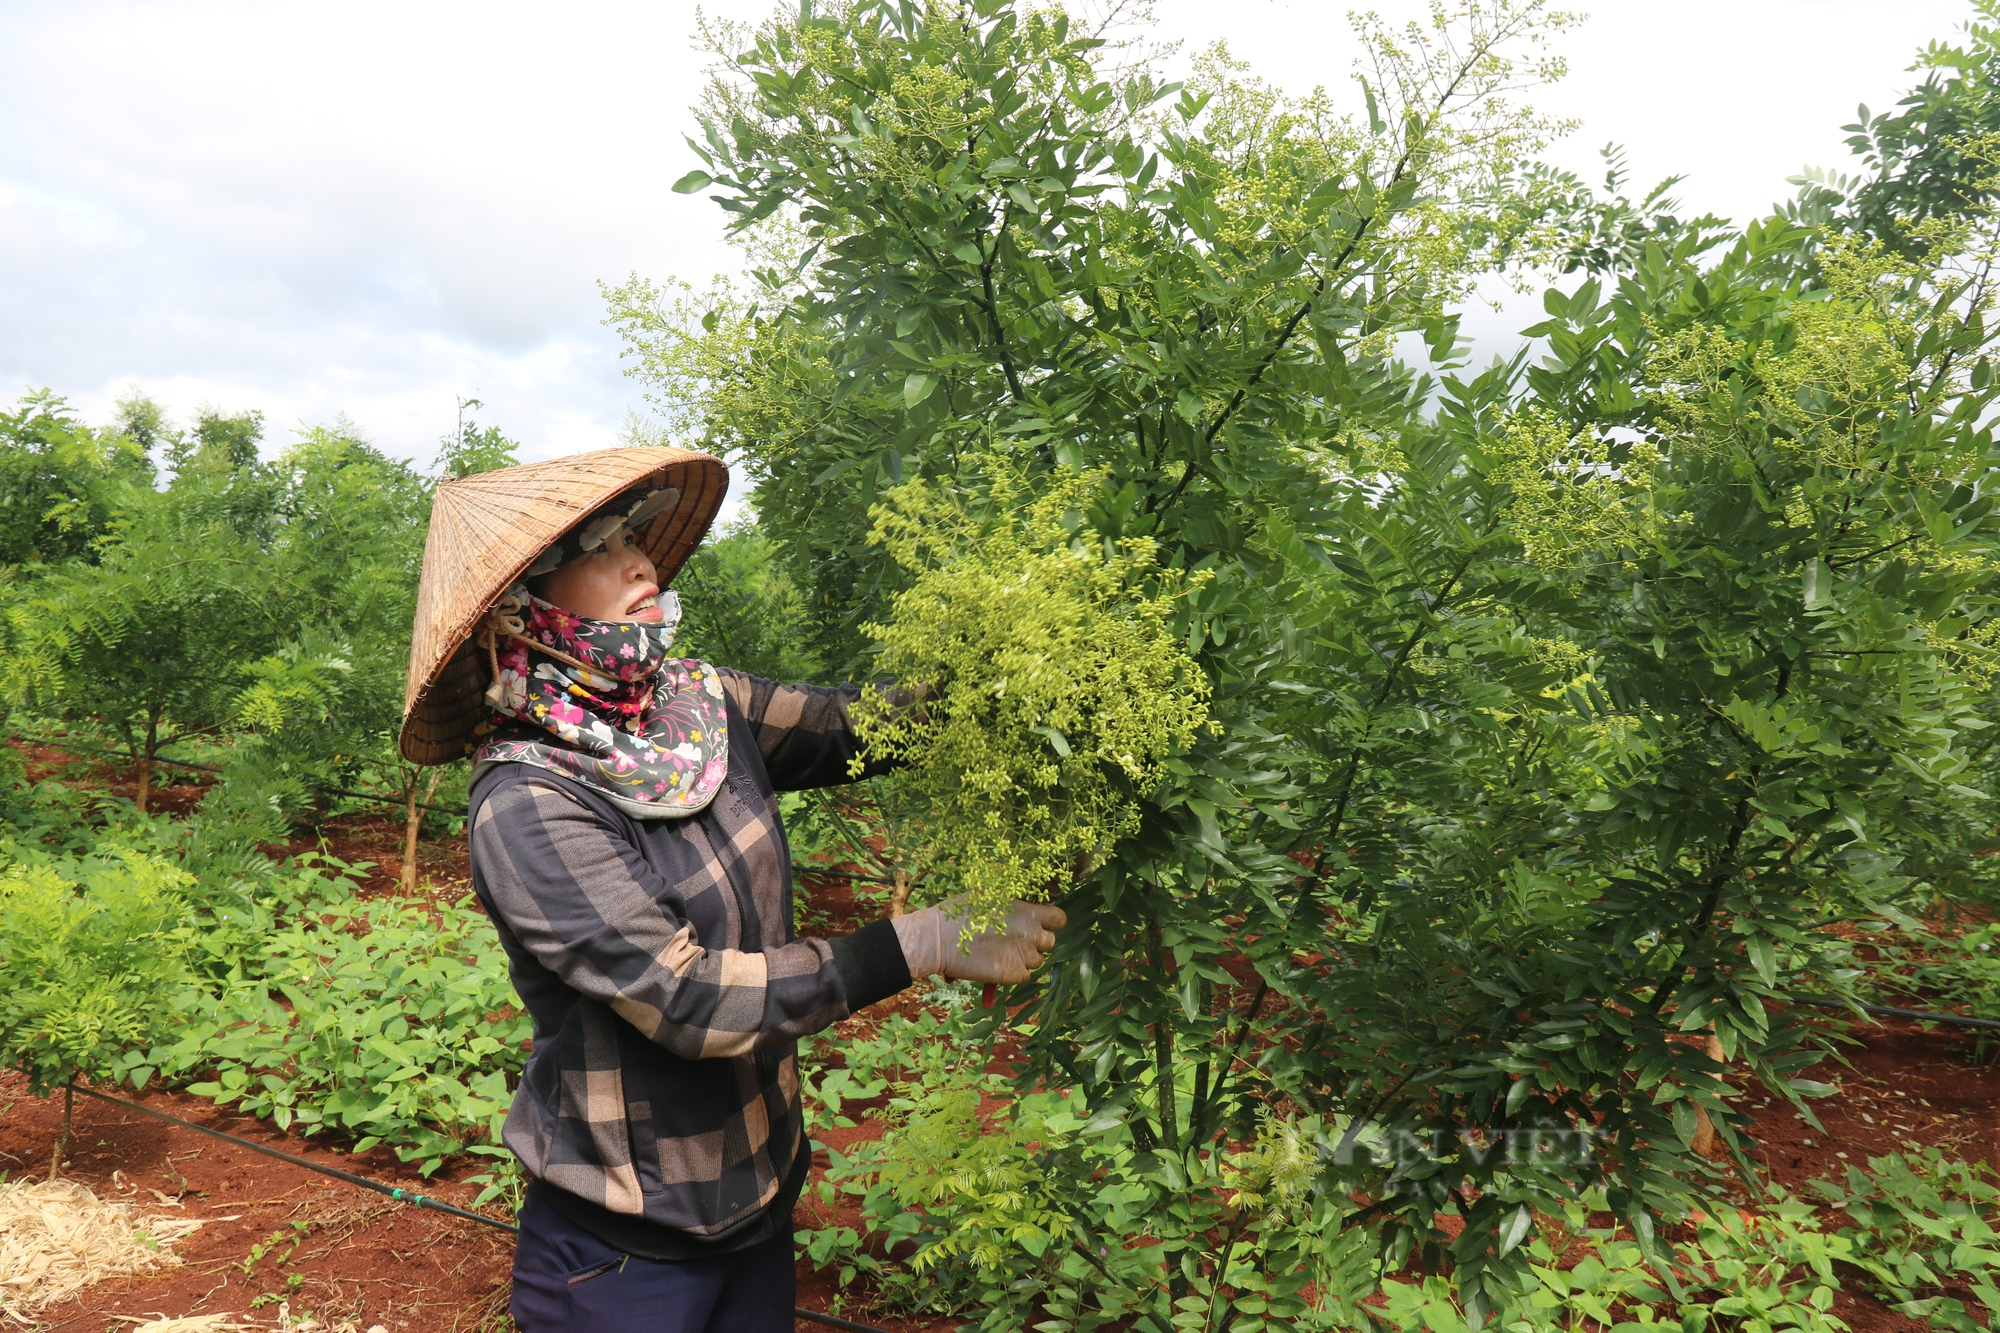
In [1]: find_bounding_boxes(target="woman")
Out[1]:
[398,448,1064,1332]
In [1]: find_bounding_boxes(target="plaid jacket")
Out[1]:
[467,670,910,1239]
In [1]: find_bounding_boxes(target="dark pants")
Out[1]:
[510,1186,797,1332]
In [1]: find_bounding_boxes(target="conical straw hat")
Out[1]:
[398,447,729,765]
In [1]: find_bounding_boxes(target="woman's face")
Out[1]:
[532,528,664,623]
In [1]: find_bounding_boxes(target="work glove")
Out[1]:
[892,898,1066,985]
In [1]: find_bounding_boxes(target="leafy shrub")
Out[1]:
[0,850,194,1095]
[0,748,96,855]
[0,389,150,567]
[799,1008,1382,1333]
[1675,1203,1850,1333]
[1381,1198,1850,1333]
[798,1002,1906,1333]
[1811,1148,2000,1333]
[148,886,530,1175]
[631,1,2000,1311]
[0,848,195,1175]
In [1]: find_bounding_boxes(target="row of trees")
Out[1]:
[0,397,515,881]
[607,0,2000,1322]
[0,390,814,881]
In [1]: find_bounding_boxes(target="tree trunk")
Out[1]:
[136,710,159,813]
[400,767,441,894]
[885,869,911,919]
[48,1084,73,1181]
[400,779,421,894]
[1690,1030,1727,1159]
[1150,921,1178,1155]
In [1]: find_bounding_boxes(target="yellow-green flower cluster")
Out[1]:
[1486,407,1667,570]
[851,466,1210,923]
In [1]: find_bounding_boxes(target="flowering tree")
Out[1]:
[611,1,2000,1324]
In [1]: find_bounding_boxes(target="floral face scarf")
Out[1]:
[469,584,732,819]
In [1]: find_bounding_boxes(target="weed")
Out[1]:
[1811,1148,2000,1333]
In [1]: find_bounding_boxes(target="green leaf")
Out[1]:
[672,170,714,194]
[904,373,938,408]
[1670,1098,1701,1147]
[1746,935,1778,986]
[1802,558,1830,608]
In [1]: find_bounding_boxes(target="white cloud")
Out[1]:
[0,0,1980,466]
[0,0,765,464]
[1147,0,1973,363]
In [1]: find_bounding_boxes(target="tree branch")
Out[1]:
[1164,30,1501,516]
[979,203,1027,403]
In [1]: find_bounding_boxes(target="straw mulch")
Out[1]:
[0,1178,204,1323]
[111,1313,387,1332]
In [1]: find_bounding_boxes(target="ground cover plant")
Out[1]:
[5,1,2000,1330]
[1813,1148,2000,1331]
[150,869,530,1177]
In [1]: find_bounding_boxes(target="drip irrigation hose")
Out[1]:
[1784,994,2000,1031]
[65,1083,509,1230]
[63,1083,895,1333]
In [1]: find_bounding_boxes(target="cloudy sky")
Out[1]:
[0,0,1973,471]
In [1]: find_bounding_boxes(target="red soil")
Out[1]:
[1,1073,515,1332]
[1742,1016,1998,1333]
[0,978,950,1333]
[12,739,218,820]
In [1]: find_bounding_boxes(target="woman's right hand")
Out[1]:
[893,898,1066,984]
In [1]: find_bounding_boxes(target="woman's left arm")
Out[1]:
[715,669,901,791]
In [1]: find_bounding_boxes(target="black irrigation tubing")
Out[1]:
[7,733,468,816]
[63,1082,897,1333]
[1784,994,2000,1032]
[65,1082,511,1231]
[791,865,898,885]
